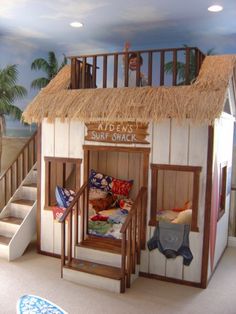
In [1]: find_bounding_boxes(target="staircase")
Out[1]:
[0,131,37,261]
[59,184,147,293]
[0,165,37,260]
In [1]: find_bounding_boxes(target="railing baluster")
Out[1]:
[126,227,131,288]
[71,58,78,89]
[124,53,129,87]
[82,57,87,88]
[136,52,141,87]
[68,212,72,264]
[121,232,127,293]
[185,48,191,84]
[75,200,79,245]
[160,51,165,86]
[172,50,177,86]
[92,56,97,88]
[148,51,153,86]
[61,222,65,277]
[103,55,107,88]
[113,54,118,88]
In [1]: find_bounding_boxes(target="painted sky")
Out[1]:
[1,0,236,114]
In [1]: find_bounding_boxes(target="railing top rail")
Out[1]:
[0,130,37,180]
[59,182,88,223]
[68,47,204,60]
[120,186,147,233]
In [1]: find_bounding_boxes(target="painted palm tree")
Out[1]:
[0,64,27,170]
[31,51,67,90]
[164,45,215,85]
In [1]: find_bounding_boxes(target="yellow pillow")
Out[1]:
[172,209,192,224]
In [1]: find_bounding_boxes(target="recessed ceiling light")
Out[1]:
[208,5,223,12]
[70,21,83,28]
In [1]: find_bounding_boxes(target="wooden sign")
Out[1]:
[85,122,149,144]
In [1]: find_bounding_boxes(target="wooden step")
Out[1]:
[11,199,35,207]
[0,216,23,225]
[65,258,122,280]
[0,235,12,245]
[23,183,37,188]
[78,236,122,254]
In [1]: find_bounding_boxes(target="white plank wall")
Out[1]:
[41,120,85,255]
[41,120,55,253]
[212,115,234,273]
[147,119,208,283]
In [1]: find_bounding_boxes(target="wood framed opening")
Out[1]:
[150,164,202,232]
[218,162,227,221]
[83,145,150,242]
[44,157,82,209]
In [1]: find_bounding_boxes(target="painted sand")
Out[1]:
[1,137,29,174]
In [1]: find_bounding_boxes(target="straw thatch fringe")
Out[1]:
[22,55,236,125]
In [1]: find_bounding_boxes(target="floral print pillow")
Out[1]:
[55,186,75,208]
[89,169,133,197]
[89,169,113,192]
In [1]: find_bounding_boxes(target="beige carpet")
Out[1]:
[1,243,236,314]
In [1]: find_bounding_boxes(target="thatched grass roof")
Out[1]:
[23,55,236,125]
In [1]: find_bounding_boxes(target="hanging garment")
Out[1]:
[147,221,193,266]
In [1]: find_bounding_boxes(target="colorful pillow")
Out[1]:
[89,193,116,213]
[111,178,133,197]
[89,169,113,192]
[55,186,75,208]
[89,187,108,200]
[119,198,133,211]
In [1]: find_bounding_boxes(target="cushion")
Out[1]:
[111,178,133,197]
[119,198,133,211]
[55,186,75,208]
[172,209,192,224]
[89,187,108,200]
[89,169,113,192]
[89,193,116,213]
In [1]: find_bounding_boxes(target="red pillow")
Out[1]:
[111,178,133,197]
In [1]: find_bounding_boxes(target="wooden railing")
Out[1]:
[120,186,147,293]
[69,47,205,89]
[59,182,88,275]
[0,130,37,210]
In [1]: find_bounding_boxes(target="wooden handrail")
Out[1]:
[120,186,147,292]
[70,47,205,89]
[59,182,88,223]
[120,187,147,233]
[68,46,201,59]
[0,130,37,180]
[0,130,37,209]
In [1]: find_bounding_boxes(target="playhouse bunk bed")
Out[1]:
[22,46,236,292]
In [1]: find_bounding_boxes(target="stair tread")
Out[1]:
[65,258,122,280]
[11,199,35,206]
[0,235,12,245]
[77,236,122,254]
[0,216,23,225]
[23,183,37,188]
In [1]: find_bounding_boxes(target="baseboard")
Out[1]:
[228,236,236,247]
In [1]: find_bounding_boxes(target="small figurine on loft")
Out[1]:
[123,41,148,87]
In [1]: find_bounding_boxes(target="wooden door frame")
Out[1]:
[83,145,150,243]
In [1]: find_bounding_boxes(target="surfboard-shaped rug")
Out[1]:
[17,295,67,314]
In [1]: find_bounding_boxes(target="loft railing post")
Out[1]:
[148,51,153,86]
[121,232,127,293]
[160,51,165,86]
[136,52,141,87]
[124,52,129,87]
[113,54,118,88]
[172,50,177,86]
[61,222,65,277]
[185,47,191,84]
[92,56,97,88]
[103,55,108,88]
